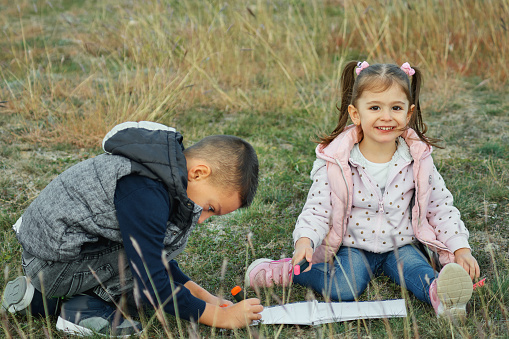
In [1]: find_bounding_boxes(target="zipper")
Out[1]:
[335,158,349,234]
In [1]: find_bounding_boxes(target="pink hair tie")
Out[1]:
[400,62,415,76]
[356,61,370,75]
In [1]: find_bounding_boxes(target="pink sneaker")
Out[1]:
[429,263,473,319]
[245,258,293,288]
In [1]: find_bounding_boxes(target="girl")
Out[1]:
[245,61,480,318]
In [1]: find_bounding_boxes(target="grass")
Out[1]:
[1,0,509,338]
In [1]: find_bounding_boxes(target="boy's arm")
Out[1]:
[184,280,232,307]
[115,175,206,321]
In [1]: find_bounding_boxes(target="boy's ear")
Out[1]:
[348,104,360,125]
[187,164,212,182]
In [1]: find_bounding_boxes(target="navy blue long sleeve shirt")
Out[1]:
[114,174,206,321]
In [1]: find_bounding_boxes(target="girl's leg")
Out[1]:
[293,247,374,301]
[382,244,437,303]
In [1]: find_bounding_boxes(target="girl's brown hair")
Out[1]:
[318,61,441,148]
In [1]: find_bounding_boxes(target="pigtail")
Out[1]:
[407,67,443,148]
[318,61,358,146]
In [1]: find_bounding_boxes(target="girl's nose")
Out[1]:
[381,108,392,120]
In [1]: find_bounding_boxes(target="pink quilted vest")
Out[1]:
[311,125,456,266]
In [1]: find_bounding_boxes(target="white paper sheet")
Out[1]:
[253,299,407,325]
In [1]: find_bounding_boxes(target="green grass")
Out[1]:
[1,0,509,338]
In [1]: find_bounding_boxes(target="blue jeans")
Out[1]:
[293,244,437,304]
[22,239,135,306]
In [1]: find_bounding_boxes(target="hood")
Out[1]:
[102,121,197,227]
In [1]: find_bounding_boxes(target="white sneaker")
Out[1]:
[429,263,473,319]
[2,276,34,314]
[57,294,143,337]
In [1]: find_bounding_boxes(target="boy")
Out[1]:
[2,121,263,336]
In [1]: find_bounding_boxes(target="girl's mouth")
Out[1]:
[376,127,395,131]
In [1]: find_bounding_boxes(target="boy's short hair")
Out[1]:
[183,135,259,208]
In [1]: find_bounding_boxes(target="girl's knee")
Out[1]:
[325,278,367,302]
[327,287,361,302]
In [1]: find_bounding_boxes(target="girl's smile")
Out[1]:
[347,84,415,162]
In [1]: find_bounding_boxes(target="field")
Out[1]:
[1,0,508,337]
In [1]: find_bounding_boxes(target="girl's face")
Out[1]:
[348,83,415,148]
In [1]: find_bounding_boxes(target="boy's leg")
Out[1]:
[293,247,375,301]
[381,244,437,303]
[24,241,134,302]
[3,240,136,315]
[4,240,143,334]
[2,276,53,315]
[57,294,142,336]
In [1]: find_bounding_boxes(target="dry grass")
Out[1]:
[1,0,508,338]
[0,0,508,146]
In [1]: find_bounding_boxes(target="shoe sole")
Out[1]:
[245,258,273,288]
[436,263,473,318]
[2,276,34,314]
[56,317,142,338]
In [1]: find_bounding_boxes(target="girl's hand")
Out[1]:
[199,298,263,329]
[292,237,313,273]
[454,248,480,280]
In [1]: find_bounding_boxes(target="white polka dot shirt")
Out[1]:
[293,138,470,255]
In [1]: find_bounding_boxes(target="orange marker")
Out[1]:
[231,286,245,302]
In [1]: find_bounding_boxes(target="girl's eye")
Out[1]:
[392,106,403,111]
[208,206,215,213]
[369,106,380,111]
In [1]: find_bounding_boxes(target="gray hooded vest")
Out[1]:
[16,122,201,262]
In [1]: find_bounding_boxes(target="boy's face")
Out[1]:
[186,163,242,223]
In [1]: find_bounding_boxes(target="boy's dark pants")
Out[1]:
[22,239,137,310]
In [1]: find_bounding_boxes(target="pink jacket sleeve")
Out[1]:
[427,166,470,253]
[293,159,332,250]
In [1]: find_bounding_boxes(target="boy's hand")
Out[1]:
[223,298,263,328]
[454,248,480,280]
[199,298,263,329]
[292,237,313,273]
[211,295,234,308]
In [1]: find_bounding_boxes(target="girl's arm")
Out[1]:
[292,158,332,265]
[427,166,471,252]
[454,248,480,280]
[427,166,480,279]
[293,237,314,272]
